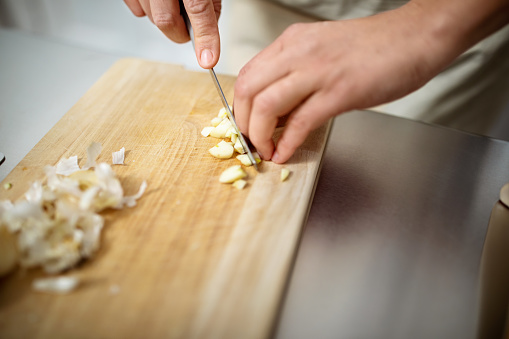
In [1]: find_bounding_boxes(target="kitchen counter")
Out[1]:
[2,28,509,338]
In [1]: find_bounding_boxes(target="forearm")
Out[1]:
[402,0,509,72]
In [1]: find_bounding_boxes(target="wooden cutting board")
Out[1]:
[0,58,330,339]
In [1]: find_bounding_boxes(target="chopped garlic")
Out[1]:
[234,138,245,154]
[209,140,234,159]
[231,133,238,144]
[217,107,228,118]
[253,152,262,163]
[210,117,223,127]
[236,155,251,166]
[210,118,232,138]
[232,179,247,190]
[201,126,214,137]
[236,153,261,166]
[281,168,291,182]
[112,147,125,165]
[219,165,247,183]
[225,126,237,138]
[201,107,263,190]
[32,276,79,294]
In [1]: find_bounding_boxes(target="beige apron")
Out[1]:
[227,0,509,139]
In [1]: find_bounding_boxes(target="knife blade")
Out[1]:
[179,2,258,170]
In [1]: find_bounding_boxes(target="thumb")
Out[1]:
[183,0,221,69]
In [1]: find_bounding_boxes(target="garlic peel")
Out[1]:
[0,142,146,275]
[32,276,79,294]
[83,142,102,170]
[56,156,81,176]
[112,147,125,165]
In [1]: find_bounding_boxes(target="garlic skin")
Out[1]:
[32,276,79,294]
[112,147,125,165]
[0,142,146,275]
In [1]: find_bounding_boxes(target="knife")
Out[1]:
[179,2,259,170]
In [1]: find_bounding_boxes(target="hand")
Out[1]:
[233,2,479,163]
[233,6,444,163]
[124,0,222,68]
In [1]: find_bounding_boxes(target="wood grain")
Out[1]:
[0,58,331,339]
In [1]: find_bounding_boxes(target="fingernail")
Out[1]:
[272,151,280,163]
[200,49,213,67]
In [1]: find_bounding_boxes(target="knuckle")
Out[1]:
[213,0,222,17]
[237,64,249,79]
[186,0,209,16]
[284,23,305,37]
[252,93,276,116]
[289,114,311,134]
[234,78,251,101]
[152,13,177,31]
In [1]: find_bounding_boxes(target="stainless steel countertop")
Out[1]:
[2,28,509,338]
[275,111,509,339]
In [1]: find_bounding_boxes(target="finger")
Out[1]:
[183,0,221,68]
[212,0,222,20]
[151,0,189,43]
[247,71,317,160]
[137,0,153,22]
[272,91,335,164]
[124,0,146,17]
[233,50,291,137]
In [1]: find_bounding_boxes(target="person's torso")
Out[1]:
[269,0,409,20]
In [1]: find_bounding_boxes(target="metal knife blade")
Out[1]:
[180,2,258,170]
